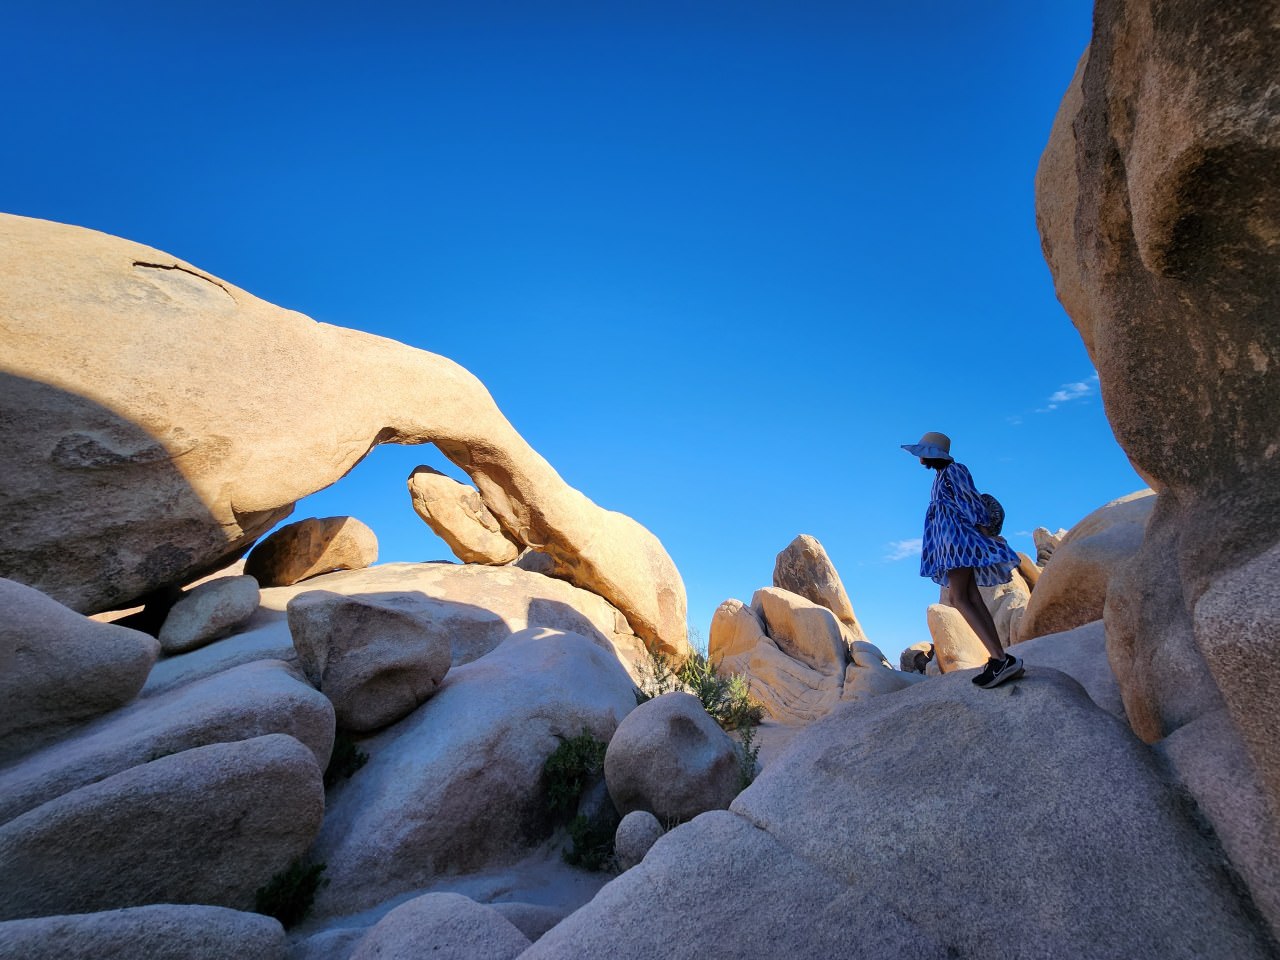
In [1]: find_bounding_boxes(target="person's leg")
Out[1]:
[946,567,1004,660]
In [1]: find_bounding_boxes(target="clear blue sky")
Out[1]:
[3,1,1141,657]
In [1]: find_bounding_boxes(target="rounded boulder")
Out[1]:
[604,692,739,824]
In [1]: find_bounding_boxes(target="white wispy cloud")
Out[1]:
[884,538,922,561]
[1036,372,1099,413]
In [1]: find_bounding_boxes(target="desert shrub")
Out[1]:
[323,732,368,789]
[565,812,619,871]
[543,731,616,870]
[736,722,762,790]
[637,647,764,732]
[543,730,608,816]
[253,858,328,929]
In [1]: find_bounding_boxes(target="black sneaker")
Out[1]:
[980,654,1025,689]
[971,657,1002,686]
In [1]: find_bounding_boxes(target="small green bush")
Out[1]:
[564,812,618,871]
[253,858,328,929]
[323,732,368,789]
[736,722,762,790]
[637,647,764,733]
[543,731,607,817]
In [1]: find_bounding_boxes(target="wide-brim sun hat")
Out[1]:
[901,431,953,462]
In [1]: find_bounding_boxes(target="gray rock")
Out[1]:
[0,658,333,825]
[287,926,366,960]
[1006,619,1125,719]
[899,641,933,674]
[287,590,452,732]
[0,578,158,764]
[0,734,324,920]
[310,628,636,919]
[349,893,529,960]
[0,904,285,960]
[772,534,868,642]
[522,810,952,959]
[614,810,664,870]
[1159,708,1280,940]
[246,517,378,588]
[604,692,739,824]
[489,902,565,942]
[158,574,260,654]
[735,670,1274,959]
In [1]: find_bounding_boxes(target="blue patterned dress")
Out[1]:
[920,461,1020,587]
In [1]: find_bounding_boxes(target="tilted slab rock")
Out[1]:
[0,904,286,960]
[604,692,739,824]
[1019,490,1154,642]
[750,588,847,677]
[0,734,324,920]
[288,589,452,732]
[1037,2,1280,933]
[310,628,636,919]
[244,516,378,587]
[0,658,333,825]
[709,600,843,725]
[0,578,158,765]
[407,465,519,564]
[158,574,260,655]
[0,214,687,656]
[772,534,868,642]
[349,893,530,960]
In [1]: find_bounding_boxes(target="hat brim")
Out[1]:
[901,443,953,461]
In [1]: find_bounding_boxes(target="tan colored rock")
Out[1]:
[710,600,843,725]
[750,588,847,678]
[772,535,867,642]
[0,214,687,656]
[0,658,333,826]
[926,604,988,673]
[287,589,452,732]
[604,692,739,824]
[158,574,260,655]
[407,465,519,564]
[349,893,530,960]
[1017,552,1041,589]
[849,639,891,670]
[0,905,286,960]
[1032,527,1068,567]
[244,517,378,587]
[1019,491,1154,642]
[0,579,159,764]
[0,734,324,920]
[979,569,1032,648]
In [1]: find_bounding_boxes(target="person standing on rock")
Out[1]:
[901,431,1024,688]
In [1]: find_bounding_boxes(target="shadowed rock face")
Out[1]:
[0,214,687,656]
[1036,0,1280,934]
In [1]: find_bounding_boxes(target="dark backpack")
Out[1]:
[978,493,1005,538]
